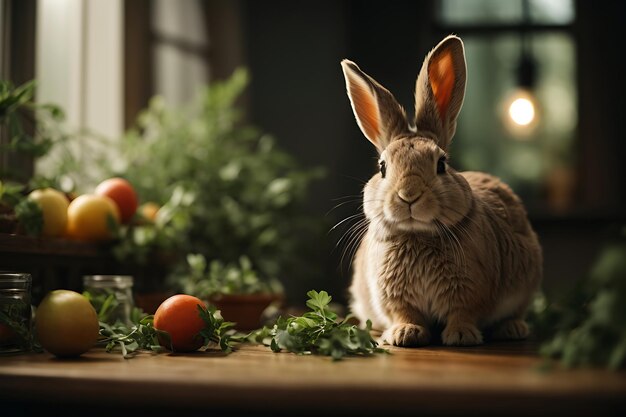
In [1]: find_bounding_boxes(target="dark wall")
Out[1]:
[576,0,626,215]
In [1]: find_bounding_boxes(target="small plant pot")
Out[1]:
[209,293,282,331]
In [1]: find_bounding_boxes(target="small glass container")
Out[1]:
[83,275,135,325]
[0,272,32,354]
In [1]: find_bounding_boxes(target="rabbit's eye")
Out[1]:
[437,156,447,174]
[379,160,387,178]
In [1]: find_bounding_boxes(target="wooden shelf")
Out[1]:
[0,233,174,305]
[1,342,624,416]
[0,233,112,257]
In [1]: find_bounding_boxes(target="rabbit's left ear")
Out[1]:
[414,35,467,151]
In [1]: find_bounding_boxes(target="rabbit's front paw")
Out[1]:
[382,323,431,347]
[491,319,529,340]
[442,322,483,346]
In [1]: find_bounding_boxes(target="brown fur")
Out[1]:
[341,36,542,346]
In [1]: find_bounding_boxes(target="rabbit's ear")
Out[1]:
[414,35,466,151]
[341,59,408,152]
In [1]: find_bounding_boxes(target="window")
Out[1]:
[437,0,576,216]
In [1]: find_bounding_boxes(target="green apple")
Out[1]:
[35,290,99,357]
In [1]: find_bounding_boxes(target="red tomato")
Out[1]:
[154,295,207,352]
[95,178,138,223]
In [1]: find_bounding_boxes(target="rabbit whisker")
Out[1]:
[329,213,365,233]
[325,199,363,216]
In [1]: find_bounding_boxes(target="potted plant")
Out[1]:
[174,253,283,330]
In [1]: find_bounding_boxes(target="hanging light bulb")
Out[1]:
[503,0,540,138]
[508,93,536,126]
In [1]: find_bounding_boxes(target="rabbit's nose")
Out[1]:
[397,189,422,205]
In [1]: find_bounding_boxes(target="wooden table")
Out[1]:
[1,342,625,417]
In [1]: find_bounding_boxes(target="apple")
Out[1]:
[35,290,100,357]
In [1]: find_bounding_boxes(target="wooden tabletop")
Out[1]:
[1,342,625,416]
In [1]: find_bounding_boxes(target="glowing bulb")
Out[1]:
[508,97,535,126]
[502,88,539,137]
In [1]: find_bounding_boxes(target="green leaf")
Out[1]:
[14,198,43,236]
[196,304,237,353]
[270,338,280,352]
[305,290,332,312]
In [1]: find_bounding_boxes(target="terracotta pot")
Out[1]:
[210,293,282,331]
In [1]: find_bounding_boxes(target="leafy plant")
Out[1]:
[249,290,387,361]
[175,253,282,299]
[0,80,64,182]
[531,227,626,370]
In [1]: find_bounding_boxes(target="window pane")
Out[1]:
[439,0,574,25]
[152,0,209,107]
[452,33,577,215]
[529,0,575,24]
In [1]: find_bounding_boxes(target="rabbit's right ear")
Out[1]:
[341,60,408,152]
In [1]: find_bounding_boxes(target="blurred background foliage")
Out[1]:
[530,226,626,369]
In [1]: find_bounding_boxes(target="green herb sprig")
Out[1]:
[197,304,237,353]
[98,313,170,359]
[249,290,387,361]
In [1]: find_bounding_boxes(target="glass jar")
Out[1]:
[83,275,135,325]
[0,272,32,354]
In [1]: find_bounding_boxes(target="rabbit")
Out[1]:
[340,35,542,347]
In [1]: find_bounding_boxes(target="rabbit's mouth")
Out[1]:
[396,218,436,233]
[381,192,438,233]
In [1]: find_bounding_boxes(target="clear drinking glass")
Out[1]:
[0,272,32,354]
[83,275,135,325]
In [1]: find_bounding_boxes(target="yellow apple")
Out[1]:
[28,188,69,237]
